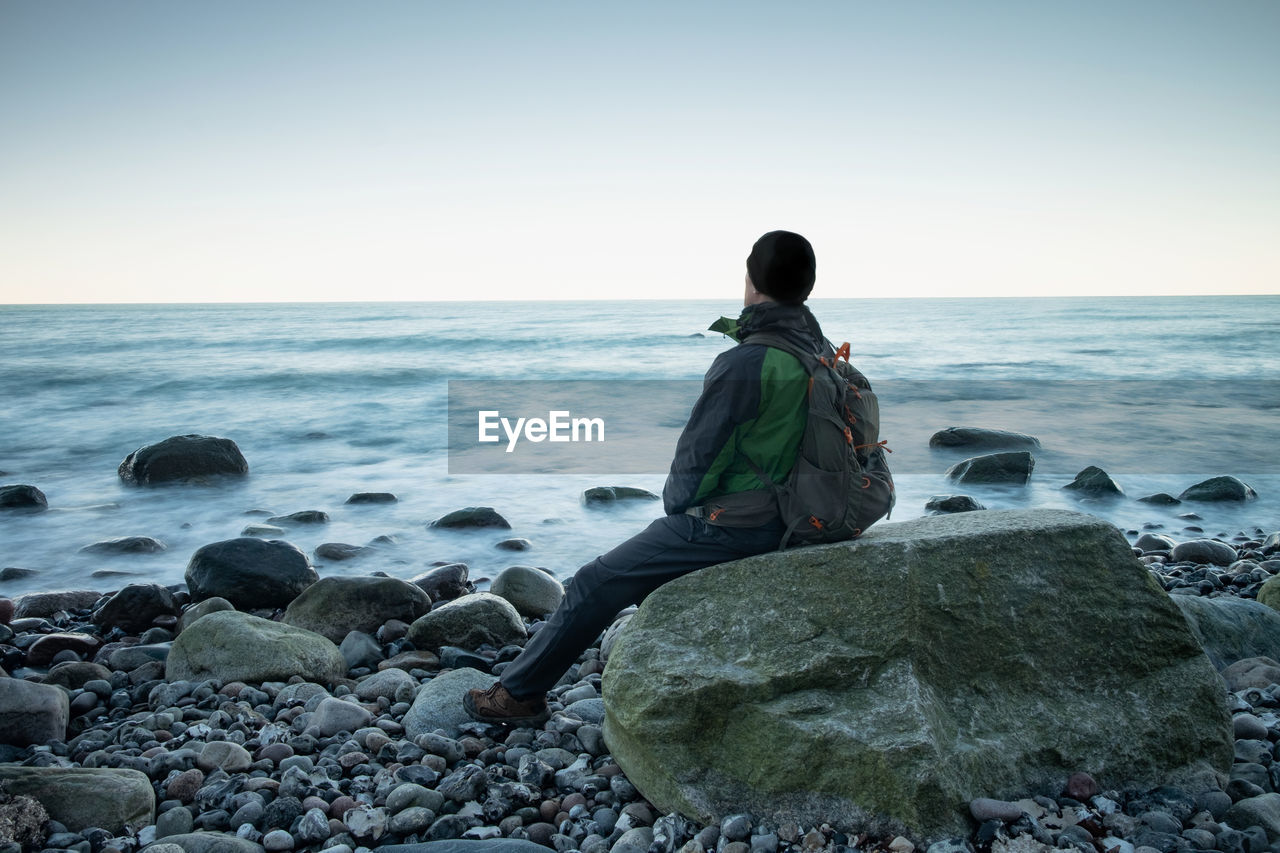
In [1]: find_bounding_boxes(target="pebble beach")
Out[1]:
[3,506,1280,853]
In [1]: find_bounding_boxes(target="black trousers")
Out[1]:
[499,512,785,699]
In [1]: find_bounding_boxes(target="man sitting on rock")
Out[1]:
[466,230,833,724]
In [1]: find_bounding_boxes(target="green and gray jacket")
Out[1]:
[662,301,827,517]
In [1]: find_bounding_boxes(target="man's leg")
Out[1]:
[497,512,783,700]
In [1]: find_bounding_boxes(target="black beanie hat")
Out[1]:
[746,230,816,304]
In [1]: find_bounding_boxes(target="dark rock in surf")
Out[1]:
[347,492,398,504]
[118,434,248,485]
[0,484,47,512]
[268,510,329,525]
[583,487,661,506]
[928,427,1041,450]
[78,536,167,555]
[185,538,317,609]
[314,542,366,561]
[411,564,471,601]
[1179,476,1258,502]
[1061,466,1124,497]
[429,507,510,529]
[1170,539,1238,567]
[944,452,1035,485]
[91,583,179,634]
[924,495,986,514]
[1138,493,1182,505]
[282,576,431,643]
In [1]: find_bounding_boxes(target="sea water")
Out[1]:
[1,296,1277,595]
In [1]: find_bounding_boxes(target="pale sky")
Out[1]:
[1,1,1277,303]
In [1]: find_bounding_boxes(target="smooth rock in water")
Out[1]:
[407,592,526,651]
[347,492,397,504]
[14,589,101,619]
[429,507,510,529]
[1061,466,1123,497]
[1180,476,1258,503]
[1263,533,1280,556]
[924,495,985,515]
[496,538,532,551]
[410,564,470,601]
[1174,596,1280,671]
[92,583,178,633]
[282,576,431,643]
[80,536,167,554]
[118,434,248,485]
[185,538,318,609]
[1133,533,1176,553]
[403,667,496,740]
[928,428,1040,450]
[944,452,1035,485]
[178,596,234,633]
[603,509,1232,841]
[242,524,285,537]
[1170,539,1238,567]
[582,487,660,506]
[0,484,47,512]
[1137,493,1181,505]
[0,766,154,833]
[314,542,366,561]
[268,510,329,525]
[0,678,69,746]
[166,610,346,685]
[490,566,565,618]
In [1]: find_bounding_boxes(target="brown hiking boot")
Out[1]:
[464,682,549,725]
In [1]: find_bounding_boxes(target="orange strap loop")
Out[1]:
[854,439,892,453]
[860,476,871,489]
[709,508,724,522]
[843,426,853,445]
[834,342,851,363]
[809,515,825,530]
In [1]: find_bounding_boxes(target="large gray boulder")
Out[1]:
[407,593,526,651]
[166,610,346,684]
[282,576,431,643]
[603,509,1231,842]
[1174,596,1280,670]
[0,678,69,746]
[118,434,248,485]
[0,766,154,833]
[944,451,1035,485]
[185,538,317,609]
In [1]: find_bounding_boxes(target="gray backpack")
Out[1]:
[736,332,895,548]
